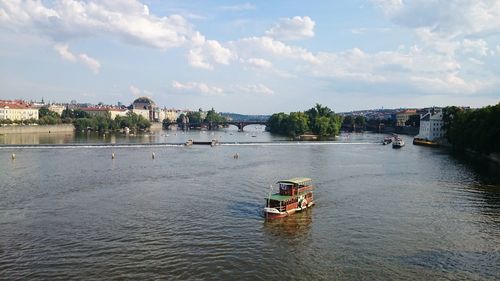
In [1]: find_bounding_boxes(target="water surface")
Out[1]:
[1,131,499,280]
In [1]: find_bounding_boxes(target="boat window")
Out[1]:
[279,183,292,190]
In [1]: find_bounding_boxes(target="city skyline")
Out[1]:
[1,0,499,114]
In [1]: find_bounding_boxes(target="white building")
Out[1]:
[0,101,39,121]
[81,107,129,119]
[418,109,445,141]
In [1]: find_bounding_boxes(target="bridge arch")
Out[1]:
[227,121,267,132]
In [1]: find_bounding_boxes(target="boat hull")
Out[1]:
[413,138,439,147]
[263,202,315,219]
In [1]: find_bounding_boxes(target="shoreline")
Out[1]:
[0,123,163,135]
[0,124,75,134]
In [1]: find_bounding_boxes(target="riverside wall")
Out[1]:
[0,124,75,134]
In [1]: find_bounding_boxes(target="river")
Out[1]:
[1,127,499,280]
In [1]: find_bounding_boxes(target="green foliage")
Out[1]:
[444,103,500,154]
[267,112,289,135]
[38,107,61,122]
[343,115,354,126]
[177,113,186,124]
[0,119,13,125]
[284,112,309,137]
[61,109,89,119]
[187,111,202,124]
[204,108,226,123]
[267,104,342,137]
[73,112,151,132]
[38,115,61,125]
[354,116,366,127]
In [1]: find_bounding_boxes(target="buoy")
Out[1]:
[111,152,115,159]
[11,153,16,160]
[152,152,155,159]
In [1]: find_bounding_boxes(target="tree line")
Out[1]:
[266,104,343,137]
[443,103,500,155]
[162,108,227,127]
[0,107,151,132]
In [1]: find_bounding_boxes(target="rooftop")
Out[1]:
[277,177,312,185]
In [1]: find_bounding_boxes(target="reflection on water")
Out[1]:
[0,131,75,145]
[264,209,313,238]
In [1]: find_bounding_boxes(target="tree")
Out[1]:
[176,113,186,124]
[204,108,225,123]
[343,115,354,127]
[39,107,60,119]
[443,103,500,154]
[354,116,366,127]
[267,104,342,137]
[284,112,309,137]
[187,111,202,124]
[267,112,288,134]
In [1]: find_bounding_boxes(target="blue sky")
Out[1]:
[1,0,499,114]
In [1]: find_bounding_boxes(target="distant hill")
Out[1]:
[220,113,270,122]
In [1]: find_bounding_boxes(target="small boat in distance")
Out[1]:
[382,136,392,145]
[392,136,405,148]
[264,177,315,219]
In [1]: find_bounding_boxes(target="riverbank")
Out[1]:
[0,124,75,134]
[0,122,164,135]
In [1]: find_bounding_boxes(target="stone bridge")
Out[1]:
[225,121,267,132]
[164,120,267,131]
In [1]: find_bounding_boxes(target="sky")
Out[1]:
[0,0,499,114]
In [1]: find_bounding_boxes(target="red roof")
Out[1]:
[0,101,34,109]
[81,107,127,112]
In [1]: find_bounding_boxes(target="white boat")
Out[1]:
[392,137,405,148]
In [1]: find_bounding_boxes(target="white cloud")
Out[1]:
[410,73,488,94]
[265,16,315,41]
[172,81,224,96]
[219,3,256,12]
[234,84,274,96]
[53,43,100,74]
[129,85,141,96]
[351,27,391,34]
[371,0,500,39]
[244,58,272,68]
[0,0,193,50]
[301,45,492,94]
[78,54,101,74]
[231,36,319,64]
[187,32,235,70]
[462,39,489,56]
[54,43,76,62]
[187,48,213,70]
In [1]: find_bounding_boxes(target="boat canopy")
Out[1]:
[277,177,312,186]
[268,190,310,202]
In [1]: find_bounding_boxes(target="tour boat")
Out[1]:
[264,177,315,219]
[382,137,392,145]
[392,137,405,148]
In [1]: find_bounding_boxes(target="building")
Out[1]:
[395,109,417,126]
[159,108,185,122]
[80,107,128,119]
[418,108,445,141]
[48,104,66,116]
[131,97,159,122]
[0,100,39,121]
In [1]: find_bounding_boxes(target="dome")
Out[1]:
[132,96,156,110]
[133,96,155,106]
